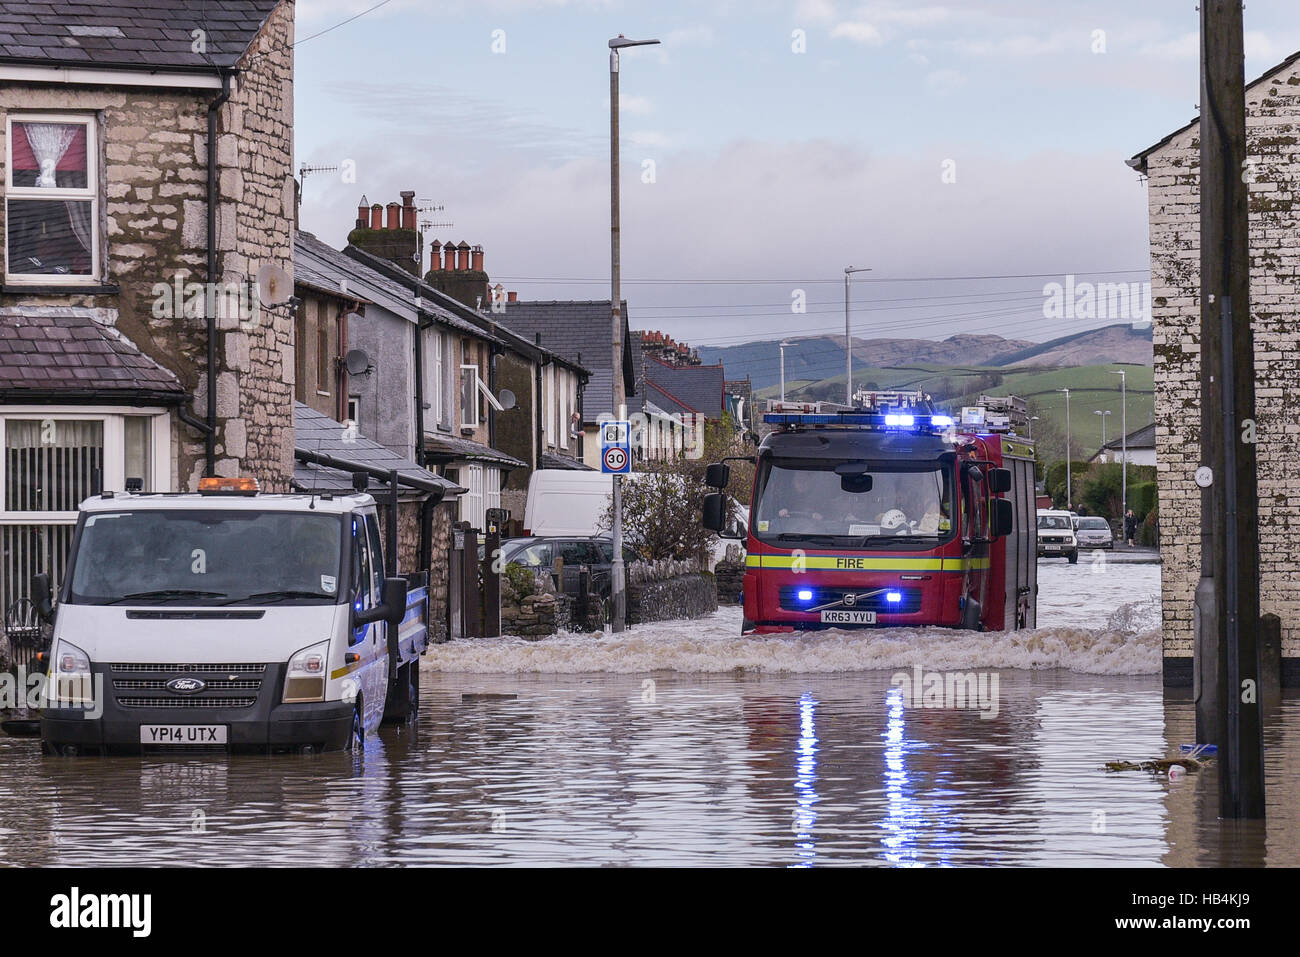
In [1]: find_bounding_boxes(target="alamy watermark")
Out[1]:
[0,665,104,719]
[890,665,1000,719]
[1043,275,1151,329]
[150,275,261,326]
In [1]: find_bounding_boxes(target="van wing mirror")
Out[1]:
[704,463,730,489]
[702,492,726,532]
[988,467,1012,494]
[992,498,1014,537]
[382,577,409,631]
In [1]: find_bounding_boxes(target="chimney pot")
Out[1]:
[369,203,383,229]
[386,202,401,230]
[456,241,470,271]
[400,190,416,230]
[357,195,369,225]
[430,240,442,272]
[471,244,484,272]
[507,290,517,303]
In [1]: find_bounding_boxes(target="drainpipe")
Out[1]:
[414,318,428,466]
[203,70,233,477]
[535,333,547,470]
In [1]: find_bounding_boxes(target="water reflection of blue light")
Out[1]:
[880,686,960,867]
[792,692,819,867]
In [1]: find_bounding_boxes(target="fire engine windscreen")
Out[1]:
[67,510,345,606]
[753,460,953,545]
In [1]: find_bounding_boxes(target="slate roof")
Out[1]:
[339,244,495,338]
[541,451,592,471]
[635,350,725,418]
[0,310,185,402]
[292,402,460,497]
[341,246,588,376]
[498,300,635,424]
[0,1,282,71]
[295,232,424,325]
[1093,422,1156,457]
[423,432,527,471]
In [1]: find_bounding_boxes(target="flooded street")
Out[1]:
[3,560,1296,867]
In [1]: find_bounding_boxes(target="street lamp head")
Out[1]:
[610,36,660,49]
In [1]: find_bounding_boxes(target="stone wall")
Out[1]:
[627,559,718,624]
[714,559,745,605]
[1141,54,1300,678]
[0,1,297,492]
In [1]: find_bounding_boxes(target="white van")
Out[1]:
[1035,508,1079,563]
[33,478,425,755]
[523,469,617,536]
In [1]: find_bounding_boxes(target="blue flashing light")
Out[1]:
[898,414,914,427]
[884,414,901,426]
[886,591,902,603]
[797,588,814,602]
[932,415,954,427]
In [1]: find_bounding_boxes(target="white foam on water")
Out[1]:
[427,605,1161,676]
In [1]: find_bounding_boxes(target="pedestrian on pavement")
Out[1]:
[1124,509,1137,547]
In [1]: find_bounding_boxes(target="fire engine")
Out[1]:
[702,392,1037,633]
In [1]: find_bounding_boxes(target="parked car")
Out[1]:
[1074,516,1115,550]
[481,536,638,602]
[1036,509,1079,563]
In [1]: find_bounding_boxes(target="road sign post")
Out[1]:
[602,421,631,631]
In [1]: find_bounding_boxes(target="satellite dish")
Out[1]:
[497,389,516,411]
[344,349,371,376]
[256,263,293,307]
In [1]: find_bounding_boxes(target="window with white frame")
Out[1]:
[5,114,98,282]
[459,464,483,528]
[558,369,569,450]
[441,333,455,430]
[460,364,480,429]
[0,409,169,614]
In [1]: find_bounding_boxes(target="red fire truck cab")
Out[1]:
[703,394,1038,634]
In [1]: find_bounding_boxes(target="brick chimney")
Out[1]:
[348,189,422,276]
[429,240,442,272]
[400,190,416,230]
[425,239,491,310]
[455,241,470,271]
[356,195,369,229]
[471,244,484,271]
[507,290,517,303]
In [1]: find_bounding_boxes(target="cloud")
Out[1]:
[925,68,966,95]
[794,0,837,22]
[830,21,883,45]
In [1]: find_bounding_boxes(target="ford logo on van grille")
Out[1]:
[165,677,207,694]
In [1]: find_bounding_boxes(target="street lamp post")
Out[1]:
[1093,409,1111,448]
[609,34,659,634]
[779,340,793,402]
[1029,415,1039,439]
[844,266,871,406]
[1057,387,1071,508]
[1109,370,1127,529]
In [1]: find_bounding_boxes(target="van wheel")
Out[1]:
[346,702,363,752]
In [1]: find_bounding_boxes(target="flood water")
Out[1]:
[2,560,1296,867]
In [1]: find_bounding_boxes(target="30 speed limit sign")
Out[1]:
[600,419,631,474]
[603,446,628,472]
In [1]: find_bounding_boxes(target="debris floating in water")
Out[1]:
[1106,745,1214,774]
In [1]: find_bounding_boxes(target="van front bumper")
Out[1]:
[40,663,354,755]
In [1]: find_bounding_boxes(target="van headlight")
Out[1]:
[49,639,95,707]
[284,640,329,703]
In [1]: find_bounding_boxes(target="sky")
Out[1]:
[291,0,1300,358]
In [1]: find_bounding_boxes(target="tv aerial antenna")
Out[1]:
[296,163,339,217]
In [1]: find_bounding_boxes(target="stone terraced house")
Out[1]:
[0,1,294,615]
[1127,49,1300,685]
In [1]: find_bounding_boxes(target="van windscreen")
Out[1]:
[67,510,345,606]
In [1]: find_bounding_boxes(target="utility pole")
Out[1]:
[1198,0,1263,818]
[779,340,792,402]
[1057,387,1071,507]
[608,34,659,634]
[844,266,871,405]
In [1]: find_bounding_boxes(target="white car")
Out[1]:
[1036,509,1078,563]
[1074,516,1115,550]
